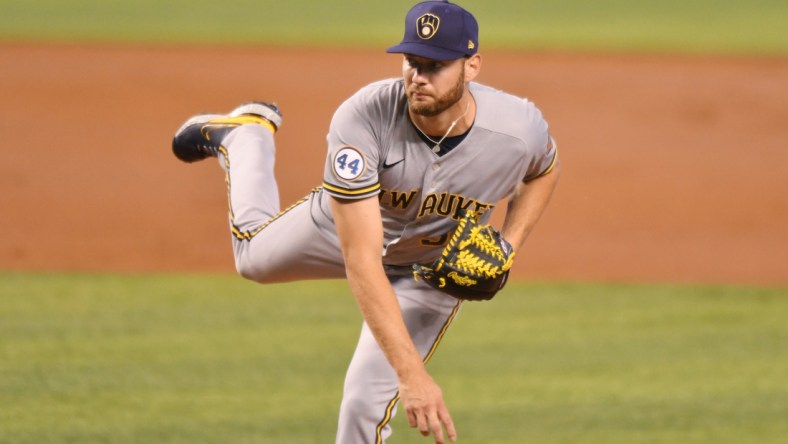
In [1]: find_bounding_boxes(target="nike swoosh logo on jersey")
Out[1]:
[382,158,405,169]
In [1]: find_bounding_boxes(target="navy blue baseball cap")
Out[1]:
[387,0,479,61]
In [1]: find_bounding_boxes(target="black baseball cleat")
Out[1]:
[172,101,282,163]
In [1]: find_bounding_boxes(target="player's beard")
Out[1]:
[407,65,466,117]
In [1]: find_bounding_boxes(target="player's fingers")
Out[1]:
[406,407,418,428]
[417,411,431,437]
[439,406,457,442]
[428,410,445,444]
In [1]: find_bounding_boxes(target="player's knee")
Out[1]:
[236,260,255,281]
[340,393,378,421]
[340,385,393,424]
[235,256,277,283]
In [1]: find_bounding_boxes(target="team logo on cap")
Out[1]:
[416,13,440,40]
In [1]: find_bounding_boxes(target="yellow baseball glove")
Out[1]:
[413,211,515,301]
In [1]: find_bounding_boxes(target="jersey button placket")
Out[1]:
[430,162,440,188]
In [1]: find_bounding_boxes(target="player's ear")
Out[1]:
[464,54,481,82]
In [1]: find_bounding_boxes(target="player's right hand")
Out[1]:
[399,370,458,443]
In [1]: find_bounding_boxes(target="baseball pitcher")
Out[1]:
[171,1,560,443]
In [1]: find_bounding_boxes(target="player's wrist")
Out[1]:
[395,359,430,384]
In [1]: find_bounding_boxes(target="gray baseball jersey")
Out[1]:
[318,79,556,266]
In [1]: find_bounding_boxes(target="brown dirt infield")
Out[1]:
[1,43,786,285]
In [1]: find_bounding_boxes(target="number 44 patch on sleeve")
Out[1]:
[332,146,367,182]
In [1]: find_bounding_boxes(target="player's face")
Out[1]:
[403,55,466,117]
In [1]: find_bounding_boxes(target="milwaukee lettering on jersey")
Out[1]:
[417,192,494,220]
[379,188,494,221]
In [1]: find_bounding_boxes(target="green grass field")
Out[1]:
[1,0,787,55]
[2,273,786,443]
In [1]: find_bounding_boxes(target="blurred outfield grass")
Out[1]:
[1,0,787,55]
[1,272,787,443]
